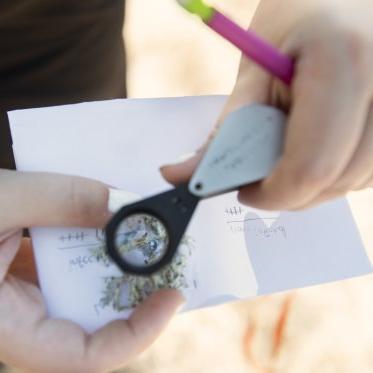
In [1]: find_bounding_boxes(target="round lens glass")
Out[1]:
[114,213,169,268]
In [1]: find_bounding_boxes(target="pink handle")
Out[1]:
[208,11,294,85]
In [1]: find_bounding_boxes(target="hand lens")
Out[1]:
[106,184,200,275]
[105,104,286,276]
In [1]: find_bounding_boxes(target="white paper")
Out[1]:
[9,96,372,333]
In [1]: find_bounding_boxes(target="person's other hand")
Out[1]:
[0,170,183,373]
[162,1,373,210]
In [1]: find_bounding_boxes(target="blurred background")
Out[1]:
[4,0,373,372]
[125,0,258,98]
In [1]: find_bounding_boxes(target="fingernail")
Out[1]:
[176,295,187,313]
[176,304,186,314]
[164,151,197,167]
[108,188,141,213]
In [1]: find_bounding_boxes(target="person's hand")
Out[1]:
[161,0,373,210]
[0,170,183,373]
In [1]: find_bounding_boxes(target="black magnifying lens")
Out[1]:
[105,104,286,276]
[105,184,200,275]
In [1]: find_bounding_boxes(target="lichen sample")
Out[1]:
[115,213,169,266]
[91,235,195,311]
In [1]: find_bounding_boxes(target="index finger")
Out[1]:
[0,170,139,232]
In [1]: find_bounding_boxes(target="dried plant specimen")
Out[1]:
[91,234,195,311]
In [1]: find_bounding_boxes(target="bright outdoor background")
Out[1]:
[4,1,373,372]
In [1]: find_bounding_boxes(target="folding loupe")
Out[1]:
[105,104,285,275]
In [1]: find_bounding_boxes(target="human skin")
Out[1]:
[0,170,183,373]
[162,0,373,210]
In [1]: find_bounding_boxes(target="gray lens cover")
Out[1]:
[189,104,285,197]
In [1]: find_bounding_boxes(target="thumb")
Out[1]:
[0,170,140,232]
[160,64,275,185]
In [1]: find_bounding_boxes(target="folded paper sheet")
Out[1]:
[9,96,372,333]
